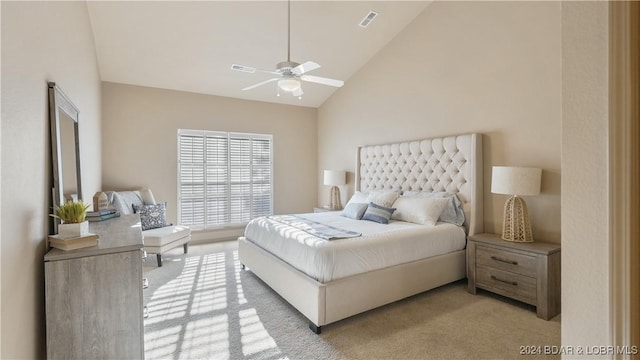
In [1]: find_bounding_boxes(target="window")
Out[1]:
[178,130,273,229]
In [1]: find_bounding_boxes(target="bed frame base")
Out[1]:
[238,237,466,333]
[309,323,321,334]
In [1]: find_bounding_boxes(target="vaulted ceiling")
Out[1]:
[86,1,430,108]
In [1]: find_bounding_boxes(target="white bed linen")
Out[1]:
[243,212,466,283]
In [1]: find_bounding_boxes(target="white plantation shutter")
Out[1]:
[178,130,273,229]
[178,133,206,226]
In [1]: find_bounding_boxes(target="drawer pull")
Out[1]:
[491,275,518,286]
[491,255,518,266]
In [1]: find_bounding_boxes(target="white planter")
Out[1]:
[58,221,89,239]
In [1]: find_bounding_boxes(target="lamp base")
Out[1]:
[329,186,342,210]
[501,195,534,242]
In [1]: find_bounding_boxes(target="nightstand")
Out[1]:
[467,233,561,320]
[313,207,341,213]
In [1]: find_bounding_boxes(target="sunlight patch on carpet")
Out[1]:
[180,315,230,359]
[144,250,288,359]
[233,250,248,305]
[239,308,282,357]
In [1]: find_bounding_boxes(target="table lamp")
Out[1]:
[324,170,346,210]
[491,166,542,242]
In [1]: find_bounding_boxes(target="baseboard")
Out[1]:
[189,227,244,244]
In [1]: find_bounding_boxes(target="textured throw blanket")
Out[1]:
[266,215,362,240]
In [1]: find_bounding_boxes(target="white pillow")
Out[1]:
[367,190,399,207]
[345,190,400,207]
[402,191,465,226]
[345,191,369,206]
[139,188,157,205]
[391,196,450,226]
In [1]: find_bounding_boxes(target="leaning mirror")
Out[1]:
[49,82,82,231]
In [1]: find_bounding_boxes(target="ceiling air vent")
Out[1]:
[359,10,379,28]
[231,64,255,73]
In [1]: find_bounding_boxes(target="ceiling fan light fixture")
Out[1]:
[278,78,300,92]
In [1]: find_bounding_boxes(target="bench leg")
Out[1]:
[183,243,188,254]
[156,254,163,267]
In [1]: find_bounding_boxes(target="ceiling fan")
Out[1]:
[231,0,344,99]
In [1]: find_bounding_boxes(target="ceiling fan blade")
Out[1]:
[242,78,279,91]
[292,61,320,76]
[231,64,256,73]
[232,64,280,76]
[292,87,304,97]
[300,75,344,88]
[255,68,282,76]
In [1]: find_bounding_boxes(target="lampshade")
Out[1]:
[323,170,346,186]
[278,78,301,92]
[491,166,542,196]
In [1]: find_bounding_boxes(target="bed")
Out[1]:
[238,133,483,333]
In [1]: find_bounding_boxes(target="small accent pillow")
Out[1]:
[341,202,368,220]
[391,196,450,226]
[133,203,167,231]
[362,202,396,224]
[367,190,400,208]
[402,191,465,226]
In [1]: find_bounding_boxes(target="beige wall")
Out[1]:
[318,1,562,242]
[561,1,611,350]
[0,2,102,358]
[0,1,618,357]
[101,82,317,236]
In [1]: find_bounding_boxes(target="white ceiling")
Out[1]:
[86,1,430,108]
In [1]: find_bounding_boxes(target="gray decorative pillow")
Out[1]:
[362,202,396,224]
[341,202,368,220]
[133,203,167,231]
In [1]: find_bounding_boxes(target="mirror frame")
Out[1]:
[48,82,82,231]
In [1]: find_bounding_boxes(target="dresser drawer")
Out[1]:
[476,245,537,278]
[476,266,536,305]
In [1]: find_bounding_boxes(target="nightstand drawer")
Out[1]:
[476,245,537,278]
[476,266,536,305]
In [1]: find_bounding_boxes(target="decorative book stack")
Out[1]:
[48,233,99,251]
[86,209,120,222]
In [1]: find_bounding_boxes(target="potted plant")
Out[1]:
[51,201,90,239]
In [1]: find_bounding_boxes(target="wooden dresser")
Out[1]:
[44,214,144,359]
[466,233,561,320]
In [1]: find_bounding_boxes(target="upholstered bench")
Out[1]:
[104,189,190,267]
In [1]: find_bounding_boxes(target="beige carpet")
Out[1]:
[142,241,560,360]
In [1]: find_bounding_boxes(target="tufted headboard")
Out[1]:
[355,133,483,235]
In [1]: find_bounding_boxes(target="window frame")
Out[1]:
[177,129,274,229]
